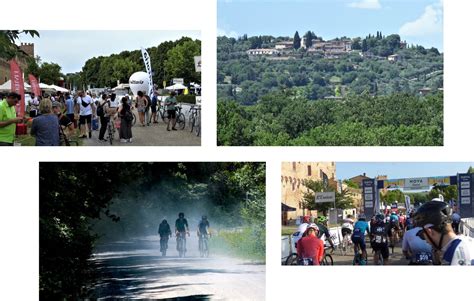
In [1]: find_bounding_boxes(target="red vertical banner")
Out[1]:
[28,74,41,97]
[10,59,25,118]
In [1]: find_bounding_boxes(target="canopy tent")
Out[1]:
[49,84,69,93]
[165,83,187,90]
[0,80,31,92]
[112,83,130,90]
[281,203,296,212]
[39,83,56,92]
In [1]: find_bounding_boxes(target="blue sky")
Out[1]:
[337,162,473,180]
[218,0,443,51]
[16,30,201,74]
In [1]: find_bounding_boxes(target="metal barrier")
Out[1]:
[460,218,474,238]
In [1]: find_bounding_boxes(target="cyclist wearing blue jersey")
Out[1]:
[389,212,401,248]
[351,214,370,262]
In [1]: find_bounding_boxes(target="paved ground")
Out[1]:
[82,110,200,146]
[89,236,265,300]
[330,239,408,265]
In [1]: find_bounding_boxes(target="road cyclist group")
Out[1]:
[287,199,474,266]
[158,213,211,258]
[0,89,200,146]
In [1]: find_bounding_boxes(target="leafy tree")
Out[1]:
[164,39,201,84]
[0,30,39,59]
[301,179,354,216]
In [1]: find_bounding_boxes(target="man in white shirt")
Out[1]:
[78,91,94,138]
[415,200,474,265]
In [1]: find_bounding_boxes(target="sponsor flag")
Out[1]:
[404,195,411,211]
[28,74,41,97]
[140,47,154,97]
[10,60,25,118]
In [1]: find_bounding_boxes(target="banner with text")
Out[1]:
[28,74,41,97]
[140,47,154,97]
[362,178,376,218]
[10,60,25,117]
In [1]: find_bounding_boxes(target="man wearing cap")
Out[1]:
[415,200,474,265]
[0,92,24,146]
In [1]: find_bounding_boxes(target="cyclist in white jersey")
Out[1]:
[414,200,474,265]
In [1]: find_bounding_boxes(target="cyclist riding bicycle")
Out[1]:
[341,215,354,239]
[389,212,401,247]
[158,219,172,255]
[415,199,474,265]
[351,214,370,264]
[370,213,391,265]
[175,212,189,252]
[296,223,324,265]
[402,222,432,265]
[292,216,311,249]
[315,216,335,252]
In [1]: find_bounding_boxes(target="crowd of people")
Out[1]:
[0,89,183,146]
[292,199,474,265]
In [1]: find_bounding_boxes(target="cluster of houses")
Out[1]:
[246,37,353,59]
[246,37,405,62]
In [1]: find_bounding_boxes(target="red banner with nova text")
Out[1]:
[10,59,25,118]
[28,74,41,98]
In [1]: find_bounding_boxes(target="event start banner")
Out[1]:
[9,60,25,118]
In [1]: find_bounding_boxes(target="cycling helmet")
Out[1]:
[305,223,319,233]
[178,212,184,218]
[358,214,366,221]
[414,200,452,232]
[317,216,327,223]
[375,214,385,223]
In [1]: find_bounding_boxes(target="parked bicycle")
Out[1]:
[189,105,201,136]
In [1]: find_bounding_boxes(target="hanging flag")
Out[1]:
[10,60,25,118]
[28,74,41,97]
[140,47,154,98]
[404,195,411,211]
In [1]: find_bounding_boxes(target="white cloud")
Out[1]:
[217,28,239,38]
[348,0,381,10]
[399,1,443,36]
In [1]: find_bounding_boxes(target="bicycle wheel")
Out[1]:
[285,253,299,265]
[177,113,185,130]
[194,117,200,137]
[190,115,195,133]
[132,113,137,126]
[322,254,333,265]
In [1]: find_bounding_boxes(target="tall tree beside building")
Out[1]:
[304,31,314,49]
[293,31,301,49]
[0,30,39,59]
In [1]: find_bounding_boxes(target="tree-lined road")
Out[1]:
[89,236,265,300]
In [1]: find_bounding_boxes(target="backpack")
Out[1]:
[97,103,105,117]
[125,110,134,122]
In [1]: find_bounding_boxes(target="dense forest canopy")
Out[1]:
[40,162,265,300]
